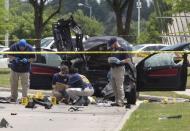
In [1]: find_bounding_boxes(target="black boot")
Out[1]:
[74,96,89,106]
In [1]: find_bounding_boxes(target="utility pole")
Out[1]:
[4,0,9,47]
[137,0,142,38]
[78,3,92,18]
[85,0,88,5]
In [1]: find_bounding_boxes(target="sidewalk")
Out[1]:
[0,87,52,97]
[175,89,190,96]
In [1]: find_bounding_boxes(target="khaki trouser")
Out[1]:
[52,88,68,101]
[10,70,30,100]
[111,66,125,105]
[66,88,94,101]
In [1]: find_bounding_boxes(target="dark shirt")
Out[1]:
[9,43,35,72]
[111,47,130,61]
[52,73,69,85]
[110,47,131,67]
[68,73,93,89]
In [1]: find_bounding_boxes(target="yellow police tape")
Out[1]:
[0,51,189,54]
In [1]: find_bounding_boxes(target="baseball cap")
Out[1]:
[18,39,27,47]
[108,37,117,47]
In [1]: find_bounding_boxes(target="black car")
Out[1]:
[30,37,189,105]
[30,36,132,92]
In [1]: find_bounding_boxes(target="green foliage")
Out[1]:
[73,10,105,36]
[136,13,162,44]
[135,0,173,44]
[165,0,190,12]
[0,0,5,24]
[10,12,35,44]
[65,10,105,36]
[0,0,8,45]
[7,0,60,45]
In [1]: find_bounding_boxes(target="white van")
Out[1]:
[40,36,89,51]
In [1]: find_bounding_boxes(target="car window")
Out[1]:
[143,46,157,51]
[35,54,62,67]
[41,38,54,48]
[45,54,62,67]
[183,44,190,51]
[133,45,144,50]
[157,46,166,50]
[144,53,178,68]
[50,42,56,49]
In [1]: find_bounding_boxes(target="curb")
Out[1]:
[115,101,143,131]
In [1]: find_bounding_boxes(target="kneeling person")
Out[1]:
[52,65,69,103]
[66,68,94,106]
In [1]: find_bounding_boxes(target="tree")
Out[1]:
[164,0,190,12]
[72,10,105,36]
[106,0,134,39]
[0,0,7,45]
[137,13,162,43]
[28,0,62,51]
[0,1,4,26]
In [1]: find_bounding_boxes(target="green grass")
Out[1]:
[140,91,190,99]
[122,103,190,131]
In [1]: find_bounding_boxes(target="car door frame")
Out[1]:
[136,53,188,91]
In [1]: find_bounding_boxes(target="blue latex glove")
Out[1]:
[21,58,29,64]
[116,60,122,65]
[15,57,20,63]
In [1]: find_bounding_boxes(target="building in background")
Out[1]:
[161,12,190,45]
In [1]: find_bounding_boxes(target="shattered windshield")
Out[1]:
[144,53,177,68]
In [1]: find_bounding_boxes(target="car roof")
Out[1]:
[161,42,190,51]
[83,36,131,50]
[134,44,168,47]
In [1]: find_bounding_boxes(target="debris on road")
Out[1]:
[0,97,11,104]
[10,113,17,116]
[158,115,182,120]
[0,118,13,128]
[68,106,84,112]
[140,95,190,104]
[25,97,53,109]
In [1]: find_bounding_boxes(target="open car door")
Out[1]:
[136,52,188,91]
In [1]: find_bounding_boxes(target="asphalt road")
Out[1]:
[0,90,141,131]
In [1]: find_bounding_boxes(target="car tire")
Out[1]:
[125,83,137,105]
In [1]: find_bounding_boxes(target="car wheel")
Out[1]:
[125,82,137,105]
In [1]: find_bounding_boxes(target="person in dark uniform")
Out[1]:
[108,37,132,107]
[52,64,69,102]
[66,67,94,106]
[8,39,36,102]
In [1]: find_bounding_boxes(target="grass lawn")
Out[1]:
[140,91,190,99]
[122,103,190,131]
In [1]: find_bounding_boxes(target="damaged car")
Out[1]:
[30,17,189,105]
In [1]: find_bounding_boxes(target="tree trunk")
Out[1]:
[124,0,134,40]
[34,3,43,51]
[34,16,43,51]
[125,0,134,35]
[29,0,62,51]
[115,11,124,36]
